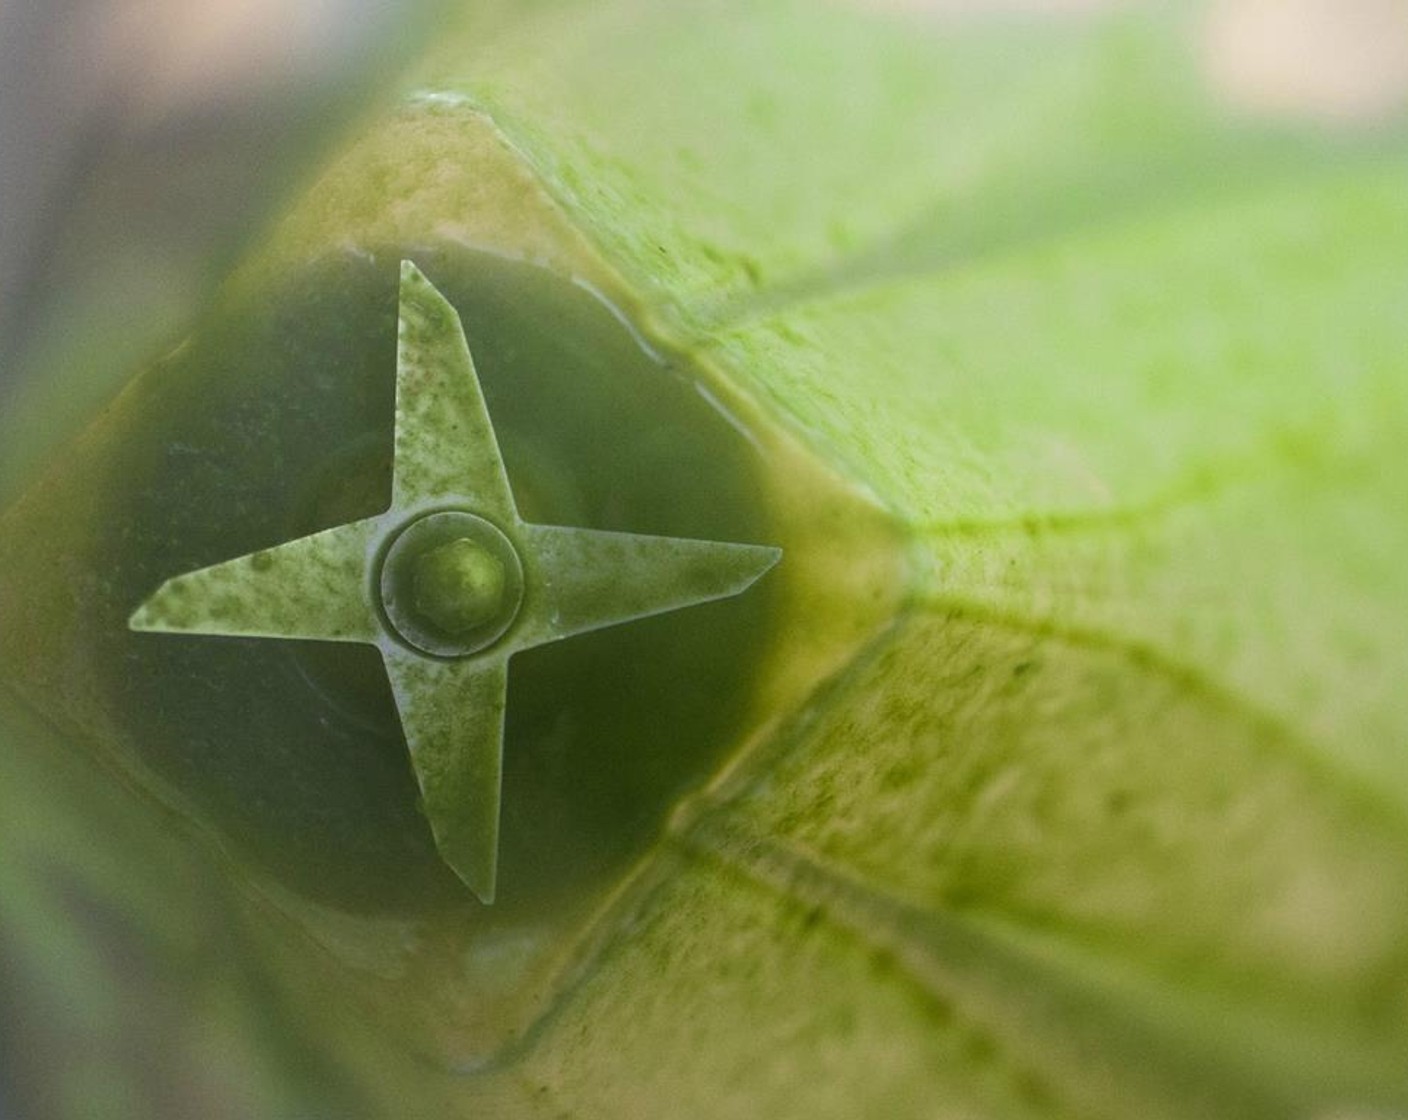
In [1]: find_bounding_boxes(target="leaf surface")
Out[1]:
[403,3,1408,1115]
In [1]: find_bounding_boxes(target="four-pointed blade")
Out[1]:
[382,647,509,905]
[393,261,517,520]
[129,262,783,907]
[513,523,781,649]
[128,517,382,641]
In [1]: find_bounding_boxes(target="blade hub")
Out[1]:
[378,510,524,658]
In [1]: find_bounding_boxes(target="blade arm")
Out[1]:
[382,647,509,904]
[393,261,517,518]
[511,523,780,650]
[128,517,381,642]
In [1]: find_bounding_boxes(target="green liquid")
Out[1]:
[30,248,780,922]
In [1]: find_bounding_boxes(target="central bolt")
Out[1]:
[411,537,507,634]
[378,510,525,658]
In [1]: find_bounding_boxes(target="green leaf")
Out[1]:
[395,3,1408,1116]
